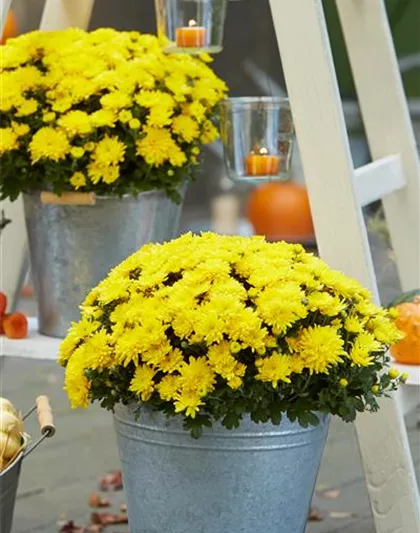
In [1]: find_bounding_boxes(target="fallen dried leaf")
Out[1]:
[308,507,327,522]
[86,526,104,533]
[329,511,358,519]
[89,492,111,508]
[57,520,85,533]
[98,471,123,491]
[318,489,341,499]
[91,512,129,526]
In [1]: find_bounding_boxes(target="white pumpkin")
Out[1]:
[0,431,21,460]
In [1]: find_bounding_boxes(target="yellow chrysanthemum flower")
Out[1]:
[100,91,132,110]
[292,325,345,374]
[94,136,125,165]
[136,127,178,166]
[349,332,381,366]
[129,365,156,401]
[15,98,38,117]
[11,122,30,137]
[70,171,87,189]
[157,375,182,401]
[255,353,292,387]
[0,128,19,154]
[179,357,216,396]
[59,110,92,136]
[174,390,204,418]
[29,127,71,162]
[172,115,200,142]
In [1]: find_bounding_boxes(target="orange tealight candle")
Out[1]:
[176,19,206,48]
[246,147,280,176]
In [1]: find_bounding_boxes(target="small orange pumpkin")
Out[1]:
[390,295,420,365]
[1,10,18,45]
[246,181,315,242]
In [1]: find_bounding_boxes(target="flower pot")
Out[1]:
[23,188,186,338]
[114,404,330,533]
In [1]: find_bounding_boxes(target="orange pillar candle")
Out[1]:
[176,20,206,48]
[246,147,280,176]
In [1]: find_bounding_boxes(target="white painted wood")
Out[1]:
[40,0,95,31]
[0,199,27,307]
[336,0,420,293]
[0,0,13,34]
[0,318,60,361]
[268,1,420,531]
[355,155,405,207]
[396,385,420,416]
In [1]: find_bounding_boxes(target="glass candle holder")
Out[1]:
[155,0,227,54]
[220,97,295,184]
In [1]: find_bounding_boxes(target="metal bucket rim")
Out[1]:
[0,435,29,478]
[221,96,290,109]
[24,186,186,202]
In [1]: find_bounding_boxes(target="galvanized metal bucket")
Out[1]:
[0,397,55,533]
[23,188,186,338]
[113,404,330,533]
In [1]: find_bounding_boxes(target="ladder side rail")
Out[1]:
[336,0,420,292]
[267,2,420,532]
[1,0,13,33]
[40,0,95,31]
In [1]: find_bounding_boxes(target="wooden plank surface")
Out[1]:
[336,0,420,293]
[0,0,13,33]
[267,1,420,532]
[40,0,95,31]
[354,156,405,207]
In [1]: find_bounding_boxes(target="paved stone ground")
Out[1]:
[1,355,419,533]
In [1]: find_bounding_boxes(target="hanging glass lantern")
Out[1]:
[220,97,295,184]
[155,0,228,54]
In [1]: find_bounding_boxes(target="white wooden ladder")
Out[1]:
[1,1,419,531]
[268,1,420,531]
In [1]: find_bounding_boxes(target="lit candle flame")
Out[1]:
[188,19,198,28]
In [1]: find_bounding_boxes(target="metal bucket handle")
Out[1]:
[22,396,55,458]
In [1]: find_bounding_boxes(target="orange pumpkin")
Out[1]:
[390,296,420,365]
[1,10,18,45]
[246,181,315,241]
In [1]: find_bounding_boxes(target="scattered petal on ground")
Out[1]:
[89,492,111,508]
[318,489,341,499]
[308,507,327,522]
[91,512,129,525]
[329,511,358,519]
[98,471,123,491]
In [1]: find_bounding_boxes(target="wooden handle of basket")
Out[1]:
[40,192,96,205]
[36,396,56,436]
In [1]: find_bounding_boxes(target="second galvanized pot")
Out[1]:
[23,188,186,338]
[113,404,330,533]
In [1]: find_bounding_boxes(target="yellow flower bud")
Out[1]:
[400,372,408,383]
[71,147,85,159]
[129,118,141,130]
[167,169,174,176]
[43,112,56,122]
[388,368,400,380]
[339,378,348,388]
[371,385,379,394]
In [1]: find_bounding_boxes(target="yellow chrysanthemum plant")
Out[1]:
[0,28,227,202]
[59,233,405,438]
